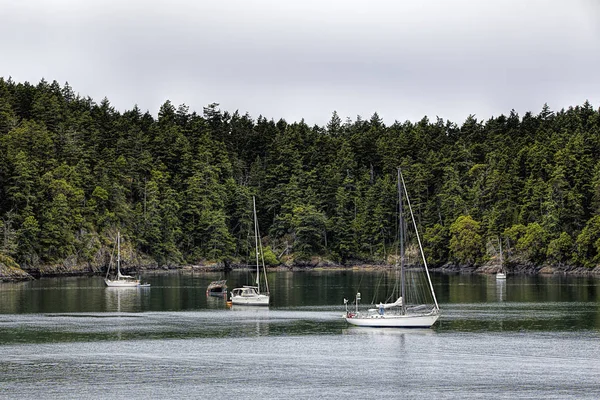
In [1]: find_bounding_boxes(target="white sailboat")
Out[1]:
[230,196,270,306]
[344,168,440,328]
[104,232,142,287]
[496,237,507,280]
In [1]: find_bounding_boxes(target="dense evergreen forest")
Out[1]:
[1,77,600,274]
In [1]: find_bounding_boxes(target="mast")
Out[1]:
[397,168,406,313]
[399,169,440,311]
[117,231,121,279]
[253,196,260,291]
[253,196,270,296]
[259,219,270,296]
[499,236,504,271]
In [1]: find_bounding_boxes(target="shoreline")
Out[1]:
[3,260,600,283]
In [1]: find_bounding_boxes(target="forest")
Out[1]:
[1,77,600,274]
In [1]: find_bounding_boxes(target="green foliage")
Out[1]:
[515,223,549,263]
[423,224,449,267]
[1,77,600,268]
[0,252,20,270]
[286,204,327,260]
[449,215,483,265]
[546,232,573,265]
[504,224,527,244]
[330,181,356,262]
[574,216,600,268]
[259,246,279,266]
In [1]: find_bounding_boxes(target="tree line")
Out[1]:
[1,77,599,270]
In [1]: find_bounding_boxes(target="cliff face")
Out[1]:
[0,254,34,282]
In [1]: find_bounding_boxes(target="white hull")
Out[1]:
[345,312,439,328]
[231,294,270,306]
[496,272,506,280]
[105,279,140,287]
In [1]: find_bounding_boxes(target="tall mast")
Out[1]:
[253,196,260,291]
[399,169,440,311]
[117,231,121,278]
[397,168,406,312]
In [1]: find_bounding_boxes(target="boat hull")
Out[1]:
[230,294,270,306]
[104,279,140,287]
[207,290,228,298]
[345,312,439,328]
[206,280,228,297]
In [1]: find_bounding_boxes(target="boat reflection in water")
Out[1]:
[227,305,271,336]
[342,326,435,336]
[104,286,145,313]
[496,278,506,302]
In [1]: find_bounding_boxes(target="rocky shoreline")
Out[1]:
[2,256,600,283]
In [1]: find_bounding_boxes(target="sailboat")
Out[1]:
[344,168,440,328]
[496,237,507,280]
[230,196,270,306]
[104,231,142,287]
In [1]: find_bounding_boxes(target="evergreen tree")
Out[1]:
[1,77,600,270]
[449,215,483,266]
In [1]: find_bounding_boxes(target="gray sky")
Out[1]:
[2,0,599,126]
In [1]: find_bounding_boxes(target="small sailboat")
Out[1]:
[230,196,270,306]
[496,237,507,280]
[344,168,440,328]
[104,232,143,287]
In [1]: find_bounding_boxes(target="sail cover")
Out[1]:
[379,297,403,309]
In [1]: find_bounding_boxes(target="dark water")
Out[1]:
[1,271,600,399]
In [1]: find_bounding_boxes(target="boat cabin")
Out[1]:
[231,286,260,297]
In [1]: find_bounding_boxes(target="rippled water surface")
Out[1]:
[1,271,600,399]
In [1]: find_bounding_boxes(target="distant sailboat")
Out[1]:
[344,168,440,328]
[230,197,270,306]
[496,237,507,280]
[104,232,143,287]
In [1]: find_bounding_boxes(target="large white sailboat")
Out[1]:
[344,168,440,328]
[230,197,270,306]
[104,232,142,287]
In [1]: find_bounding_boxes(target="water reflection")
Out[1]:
[205,293,229,310]
[104,287,147,313]
[229,305,270,312]
[496,278,506,302]
[342,327,434,337]
[227,306,271,336]
[1,271,600,334]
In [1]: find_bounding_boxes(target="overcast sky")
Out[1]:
[2,0,599,126]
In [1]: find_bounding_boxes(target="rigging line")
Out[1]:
[106,239,117,280]
[355,272,365,303]
[372,272,385,305]
[385,273,395,304]
[399,168,440,311]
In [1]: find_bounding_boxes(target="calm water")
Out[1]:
[1,271,600,399]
